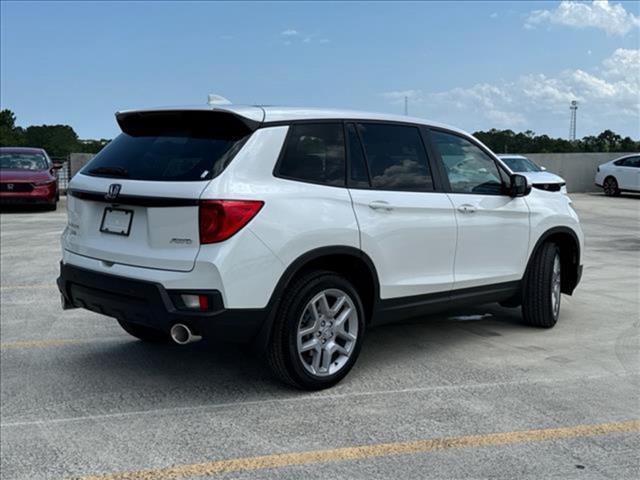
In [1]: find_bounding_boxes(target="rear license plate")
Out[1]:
[100,208,133,236]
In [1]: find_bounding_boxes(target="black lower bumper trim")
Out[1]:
[57,262,265,342]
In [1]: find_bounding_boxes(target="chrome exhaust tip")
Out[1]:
[170,323,202,345]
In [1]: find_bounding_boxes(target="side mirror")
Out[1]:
[509,174,531,197]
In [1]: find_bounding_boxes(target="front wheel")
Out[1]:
[267,271,365,390]
[522,243,561,328]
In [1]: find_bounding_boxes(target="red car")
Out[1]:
[0,147,60,210]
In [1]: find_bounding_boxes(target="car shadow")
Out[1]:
[63,303,530,401]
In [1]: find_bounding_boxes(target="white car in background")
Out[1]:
[498,155,567,194]
[594,154,640,196]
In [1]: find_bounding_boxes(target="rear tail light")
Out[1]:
[199,200,264,244]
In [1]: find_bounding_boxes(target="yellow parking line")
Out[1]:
[75,420,639,480]
[0,339,85,350]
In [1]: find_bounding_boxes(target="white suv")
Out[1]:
[58,105,584,389]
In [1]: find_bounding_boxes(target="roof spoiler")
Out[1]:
[115,109,261,138]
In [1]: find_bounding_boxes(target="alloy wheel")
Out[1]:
[296,288,359,377]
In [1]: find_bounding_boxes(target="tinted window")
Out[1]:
[616,156,640,167]
[432,130,504,195]
[83,112,250,181]
[278,123,345,186]
[346,123,369,188]
[357,123,433,191]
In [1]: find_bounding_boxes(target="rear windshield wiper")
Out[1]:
[87,166,129,178]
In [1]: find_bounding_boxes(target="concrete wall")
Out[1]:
[520,152,637,193]
[69,153,95,177]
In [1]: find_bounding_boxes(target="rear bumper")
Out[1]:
[57,262,266,342]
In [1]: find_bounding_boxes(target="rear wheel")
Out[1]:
[522,243,561,328]
[117,318,170,343]
[603,176,620,196]
[267,271,365,390]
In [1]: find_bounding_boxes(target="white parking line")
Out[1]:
[1,372,635,428]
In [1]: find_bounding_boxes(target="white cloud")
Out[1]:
[280,30,329,45]
[525,0,640,36]
[490,12,498,19]
[381,48,640,135]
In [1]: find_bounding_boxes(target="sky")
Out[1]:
[1,0,639,139]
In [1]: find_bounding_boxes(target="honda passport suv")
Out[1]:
[58,105,584,390]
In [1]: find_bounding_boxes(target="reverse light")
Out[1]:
[181,294,209,311]
[199,200,264,244]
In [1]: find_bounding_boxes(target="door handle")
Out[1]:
[369,200,393,212]
[457,204,477,214]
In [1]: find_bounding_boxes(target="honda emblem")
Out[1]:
[105,184,121,201]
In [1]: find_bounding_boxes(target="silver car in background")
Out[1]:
[498,154,567,194]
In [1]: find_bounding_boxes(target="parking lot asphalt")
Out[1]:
[1,193,639,480]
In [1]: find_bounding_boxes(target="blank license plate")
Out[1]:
[100,208,133,236]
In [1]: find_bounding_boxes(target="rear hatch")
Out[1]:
[64,109,258,272]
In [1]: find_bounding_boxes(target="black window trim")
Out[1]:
[426,126,513,197]
[344,122,372,189]
[272,120,348,188]
[269,117,518,194]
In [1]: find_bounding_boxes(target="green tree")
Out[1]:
[0,109,25,146]
[24,124,79,157]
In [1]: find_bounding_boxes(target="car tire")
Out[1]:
[117,318,170,343]
[267,270,366,390]
[603,176,620,196]
[45,202,57,211]
[522,242,561,328]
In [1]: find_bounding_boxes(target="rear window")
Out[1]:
[82,111,252,181]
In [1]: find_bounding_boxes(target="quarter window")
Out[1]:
[277,123,345,186]
[357,123,433,191]
[431,130,504,195]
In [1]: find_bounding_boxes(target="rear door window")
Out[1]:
[82,111,251,181]
[357,123,433,191]
[277,123,345,186]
